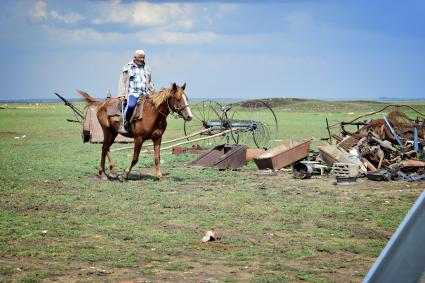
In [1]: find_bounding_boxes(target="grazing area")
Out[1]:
[0,100,424,282]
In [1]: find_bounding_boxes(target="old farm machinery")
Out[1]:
[183,100,278,149]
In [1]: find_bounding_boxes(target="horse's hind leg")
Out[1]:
[106,131,118,179]
[99,139,109,181]
[122,136,144,181]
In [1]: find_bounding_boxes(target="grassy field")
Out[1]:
[0,100,424,282]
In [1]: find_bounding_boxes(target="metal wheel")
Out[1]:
[184,100,278,149]
[183,101,230,147]
[227,100,278,148]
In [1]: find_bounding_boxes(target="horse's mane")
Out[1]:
[151,87,173,109]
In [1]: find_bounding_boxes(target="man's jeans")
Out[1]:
[124,94,139,122]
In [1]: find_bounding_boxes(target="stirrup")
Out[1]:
[118,123,128,134]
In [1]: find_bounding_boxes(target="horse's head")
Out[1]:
[169,82,192,121]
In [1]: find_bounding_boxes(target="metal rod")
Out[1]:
[383,116,404,149]
[54,92,85,119]
[326,118,332,144]
[111,128,234,153]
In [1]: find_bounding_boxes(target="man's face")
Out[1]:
[133,54,145,67]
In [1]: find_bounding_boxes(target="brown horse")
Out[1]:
[80,83,192,181]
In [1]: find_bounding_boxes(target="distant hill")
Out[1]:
[235,97,425,114]
[378,97,425,102]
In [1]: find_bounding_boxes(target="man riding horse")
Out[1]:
[118,49,155,134]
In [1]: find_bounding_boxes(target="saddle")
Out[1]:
[106,95,149,123]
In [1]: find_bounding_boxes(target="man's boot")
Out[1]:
[118,120,128,135]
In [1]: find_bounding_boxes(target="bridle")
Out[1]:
[159,93,189,119]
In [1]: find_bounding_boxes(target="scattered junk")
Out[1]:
[202,230,220,242]
[322,105,425,182]
[292,161,331,179]
[254,140,310,170]
[55,92,132,143]
[190,144,247,169]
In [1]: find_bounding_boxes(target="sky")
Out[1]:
[0,0,424,101]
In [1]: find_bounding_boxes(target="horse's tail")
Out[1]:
[78,90,104,106]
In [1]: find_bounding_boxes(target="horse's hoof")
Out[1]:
[99,173,108,181]
[156,175,164,181]
[108,174,118,180]
[118,175,127,182]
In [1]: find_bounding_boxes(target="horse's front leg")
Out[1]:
[106,151,118,179]
[153,137,163,180]
[121,136,144,181]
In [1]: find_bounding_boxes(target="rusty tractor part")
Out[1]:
[190,144,247,170]
[292,161,331,179]
[254,140,310,170]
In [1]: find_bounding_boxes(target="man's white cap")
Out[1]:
[135,49,145,56]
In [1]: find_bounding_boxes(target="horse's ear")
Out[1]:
[172,82,177,92]
[182,82,186,90]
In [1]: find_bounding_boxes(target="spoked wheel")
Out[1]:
[227,100,278,149]
[184,100,278,149]
[183,101,230,147]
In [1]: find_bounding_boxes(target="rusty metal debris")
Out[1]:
[323,106,425,181]
[254,140,310,170]
[190,144,247,169]
[292,161,331,179]
[171,145,209,155]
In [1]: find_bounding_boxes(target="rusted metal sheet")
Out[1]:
[317,144,366,174]
[337,135,359,151]
[254,140,310,170]
[190,144,247,169]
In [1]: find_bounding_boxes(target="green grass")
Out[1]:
[0,101,423,282]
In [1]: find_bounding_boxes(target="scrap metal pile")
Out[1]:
[319,105,425,181]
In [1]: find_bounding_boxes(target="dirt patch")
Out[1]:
[349,224,390,240]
